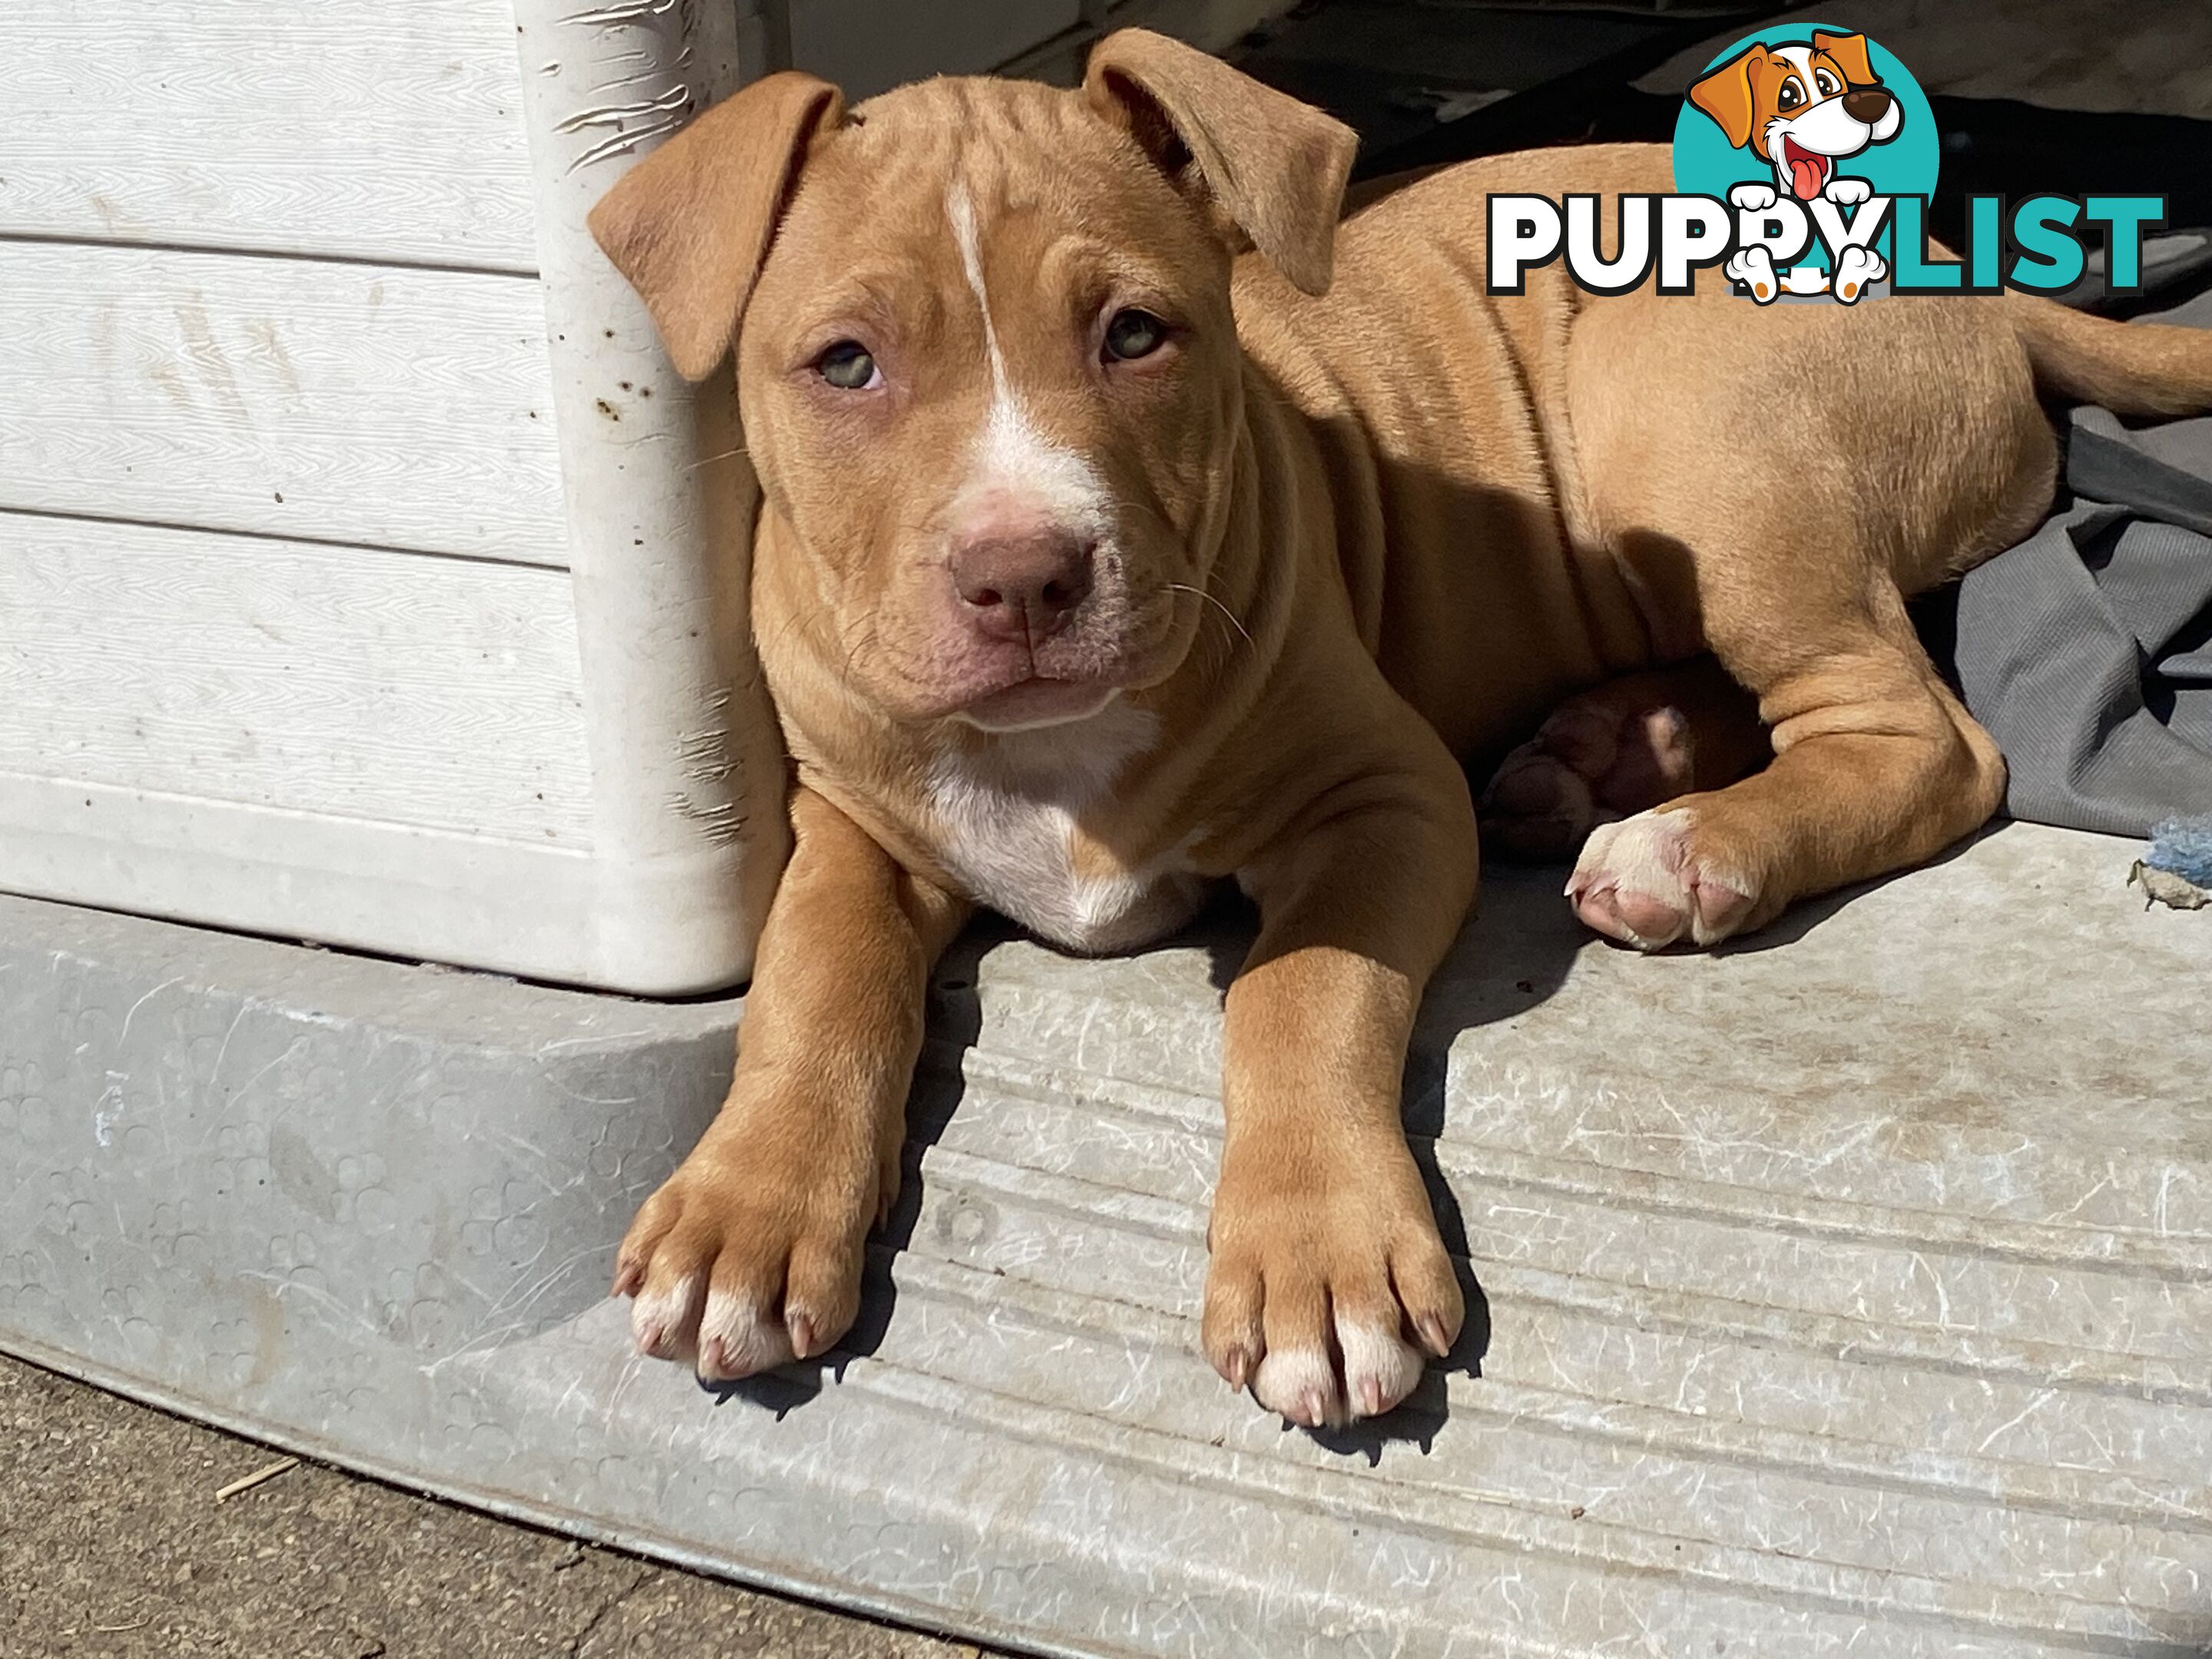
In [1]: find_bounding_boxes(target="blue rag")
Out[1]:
[2145,816,2212,886]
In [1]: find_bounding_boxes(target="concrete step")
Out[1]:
[3,820,2207,1655]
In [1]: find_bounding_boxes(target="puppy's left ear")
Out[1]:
[1811,31,1879,88]
[1084,28,1356,296]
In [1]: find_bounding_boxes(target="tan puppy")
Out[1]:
[588,32,2212,1426]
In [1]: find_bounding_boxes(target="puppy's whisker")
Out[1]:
[836,614,878,700]
[1166,583,1252,649]
[684,446,749,472]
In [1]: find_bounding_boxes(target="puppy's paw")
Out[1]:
[1728,182,1779,212]
[1833,244,1886,303]
[1724,245,1780,303]
[1565,807,1757,949]
[1480,748,1599,862]
[1823,175,1873,207]
[614,1099,892,1382]
[1481,697,1696,861]
[1202,1141,1462,1429]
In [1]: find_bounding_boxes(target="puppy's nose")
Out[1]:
[1842,86,1892,124]
[950,531,1095,644]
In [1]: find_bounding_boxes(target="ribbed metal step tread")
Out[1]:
[4,822,2207,1655]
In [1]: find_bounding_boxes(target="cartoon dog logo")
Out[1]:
[1690,30,1904,302]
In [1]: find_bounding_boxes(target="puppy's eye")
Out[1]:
[1777,78,1803,111]
[1814,68,1841,96]
[816,340,879,390]
[1103,309,1167,363]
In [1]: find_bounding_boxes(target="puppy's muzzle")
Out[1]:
[950,528,1097,646]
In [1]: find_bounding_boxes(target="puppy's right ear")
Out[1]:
[1085,28,1356,296]
[588,72,844,382]
[1688,46,1761,151]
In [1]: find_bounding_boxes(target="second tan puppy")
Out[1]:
[588,32,2212,1426]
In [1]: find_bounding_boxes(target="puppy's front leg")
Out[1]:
[618,786,968,1380]
[1207,752,1479,1428]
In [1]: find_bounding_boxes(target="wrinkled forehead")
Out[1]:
[757,77,1221,320]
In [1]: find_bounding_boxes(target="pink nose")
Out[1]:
[949,531,1094,644]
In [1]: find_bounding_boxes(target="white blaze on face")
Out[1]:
[942,177,1112,540]
[946,177,1009,392]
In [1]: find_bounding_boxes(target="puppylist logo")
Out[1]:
[1487,24,2166,306]
[1680,26,1932,302]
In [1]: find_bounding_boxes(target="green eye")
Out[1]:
[1103,309,1166,362]
[817,340,878,389]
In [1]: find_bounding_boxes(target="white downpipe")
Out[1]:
[512,0,790,995]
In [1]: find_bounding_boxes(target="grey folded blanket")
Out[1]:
[1951,290,2212,836]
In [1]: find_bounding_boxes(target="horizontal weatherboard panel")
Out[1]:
[0,514,593,843]
[0,242,571,564]
[0,0,539,269]
[0,772,605,985]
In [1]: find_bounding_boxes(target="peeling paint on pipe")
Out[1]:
[512,0,788,992]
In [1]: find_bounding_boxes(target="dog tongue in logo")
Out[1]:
[1781,137,1828,201]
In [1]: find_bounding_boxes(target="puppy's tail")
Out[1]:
[2011,295,2212,418]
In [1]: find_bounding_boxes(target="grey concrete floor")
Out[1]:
[0,1354,992,1659]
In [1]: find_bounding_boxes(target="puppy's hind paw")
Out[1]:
[1481,697,1696,861]
[1567,808,1757,949]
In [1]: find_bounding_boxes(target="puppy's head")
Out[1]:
[589,32,1356,732]
[1689,31,1902,201]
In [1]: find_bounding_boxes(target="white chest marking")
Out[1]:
[925,705,1203,952]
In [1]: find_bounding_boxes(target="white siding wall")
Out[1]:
[0,0,1283,987]
[0,519,591,839]
[0,244,568,561]
[0,0,595,971]
[3,1,541,267]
